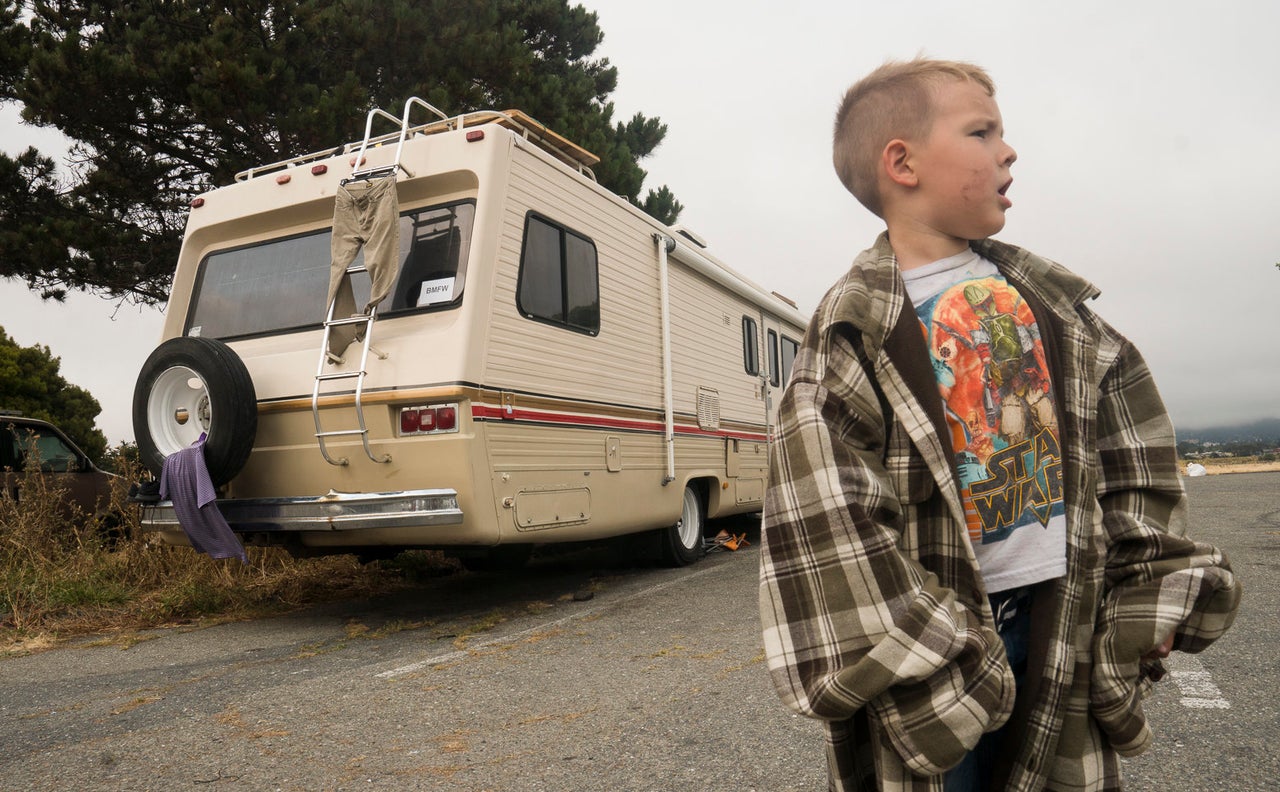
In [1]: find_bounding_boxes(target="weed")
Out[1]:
[0,454,437,653]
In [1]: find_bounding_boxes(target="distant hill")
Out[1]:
[1177,417,1280,444]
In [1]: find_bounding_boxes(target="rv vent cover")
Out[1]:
[697,387,721,431]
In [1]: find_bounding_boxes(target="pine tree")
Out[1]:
[0,0,680,304]
[0,326,107,461]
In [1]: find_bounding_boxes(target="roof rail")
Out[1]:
[234,102,599,183]
[459,109,599,177]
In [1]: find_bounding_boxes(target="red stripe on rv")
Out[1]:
[470,405,768,443]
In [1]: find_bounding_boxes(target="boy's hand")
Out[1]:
[1143,630,1175,660]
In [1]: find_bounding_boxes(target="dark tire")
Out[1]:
[132,336,257,487]
[660,484,705,567]
[95,511,131,551]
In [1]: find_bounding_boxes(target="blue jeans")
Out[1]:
[943,587,1032,792]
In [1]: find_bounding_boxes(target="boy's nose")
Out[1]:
[1002,143,1018,166]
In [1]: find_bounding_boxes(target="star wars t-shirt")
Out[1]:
[902,250,1067,592]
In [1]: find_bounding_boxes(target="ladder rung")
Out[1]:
[316,428,368,439]
[345,164,398,183]
[326,314,372,328]
[316,371,363,382]
[346,264,367,274]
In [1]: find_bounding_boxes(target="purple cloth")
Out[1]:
[159,439,247,564]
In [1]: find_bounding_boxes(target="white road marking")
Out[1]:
[1167,652,1230,709]
[375,564,723,680]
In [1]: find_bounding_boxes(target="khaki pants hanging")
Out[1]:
[325,175,400,359]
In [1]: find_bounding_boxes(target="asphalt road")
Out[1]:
[2,474,1275,791]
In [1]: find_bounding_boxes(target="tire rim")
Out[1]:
[678,487,700,550]
[148,365,212,455]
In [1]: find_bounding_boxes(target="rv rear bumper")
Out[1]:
[140,488,463,533]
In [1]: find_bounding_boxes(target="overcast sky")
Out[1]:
[2,0,1278,445]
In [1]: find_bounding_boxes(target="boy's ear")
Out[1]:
[882,139,918,188]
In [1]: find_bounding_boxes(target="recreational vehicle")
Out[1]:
[132,98,807,566]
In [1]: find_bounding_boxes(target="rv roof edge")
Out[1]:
[668,237,809,327]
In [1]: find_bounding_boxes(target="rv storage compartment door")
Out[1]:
[514,487,591,530]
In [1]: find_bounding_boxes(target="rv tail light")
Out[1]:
[190,197,205,208]
[398,404,458,436]
[466,130,484,142]
[400,409,421,434]
[311,164,328,176]
[276,173,291,184]
[418,408,437,432]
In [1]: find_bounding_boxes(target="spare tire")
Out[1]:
[132,336,257,487]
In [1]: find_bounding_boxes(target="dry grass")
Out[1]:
[1192,456,1280,475]
[0,457,456,655]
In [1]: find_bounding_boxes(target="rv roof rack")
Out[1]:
[234,102,600,184]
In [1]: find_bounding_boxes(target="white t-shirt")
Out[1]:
[902,250,1067,592]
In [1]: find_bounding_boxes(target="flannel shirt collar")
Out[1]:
[818,233,1101,344]
[973,237,1102,315]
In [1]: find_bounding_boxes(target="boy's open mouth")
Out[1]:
[998,179,1013,208]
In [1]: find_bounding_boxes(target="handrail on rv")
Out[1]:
[344,97,451,184]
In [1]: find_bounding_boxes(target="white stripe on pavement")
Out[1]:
[1167,652,1230,709]
[375,564,723,680]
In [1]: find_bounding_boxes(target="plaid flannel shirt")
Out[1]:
[760,234,1240,791]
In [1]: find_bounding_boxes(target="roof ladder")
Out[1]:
[344,97,450,184]
[310,98,450,466]
[312,264,390,466]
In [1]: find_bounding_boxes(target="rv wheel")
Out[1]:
[133,336,257,487]
[660,484,705,567]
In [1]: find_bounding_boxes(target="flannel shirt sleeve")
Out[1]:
[1088,334,1241,755]
[759,329,1013,776]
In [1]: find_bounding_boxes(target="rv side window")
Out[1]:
[186,200,475,340]
[517,214,600,335]
[767,329,780,387]
[742,316,759,375]
[781,335,800,385]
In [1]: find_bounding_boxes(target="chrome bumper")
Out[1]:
[140,488,463,532]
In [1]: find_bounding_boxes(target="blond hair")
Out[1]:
[833,59,995,217]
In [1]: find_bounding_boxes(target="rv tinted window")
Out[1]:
[742,316,759,376]
[781,335,800,385]
[517,215,600,335]
[186,201,475,340]
[767,329,780,387]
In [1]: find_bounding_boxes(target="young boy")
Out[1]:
[759,59,1240,792]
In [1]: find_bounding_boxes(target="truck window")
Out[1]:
[742,316,759,375]
[0,425,79,473]
[0,425,18,471]
[186,200,475,340]
[517,214,600,335]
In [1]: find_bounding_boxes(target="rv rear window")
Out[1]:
[185,200,475,340]
[517,214,600,336]
[742,316,759,376]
